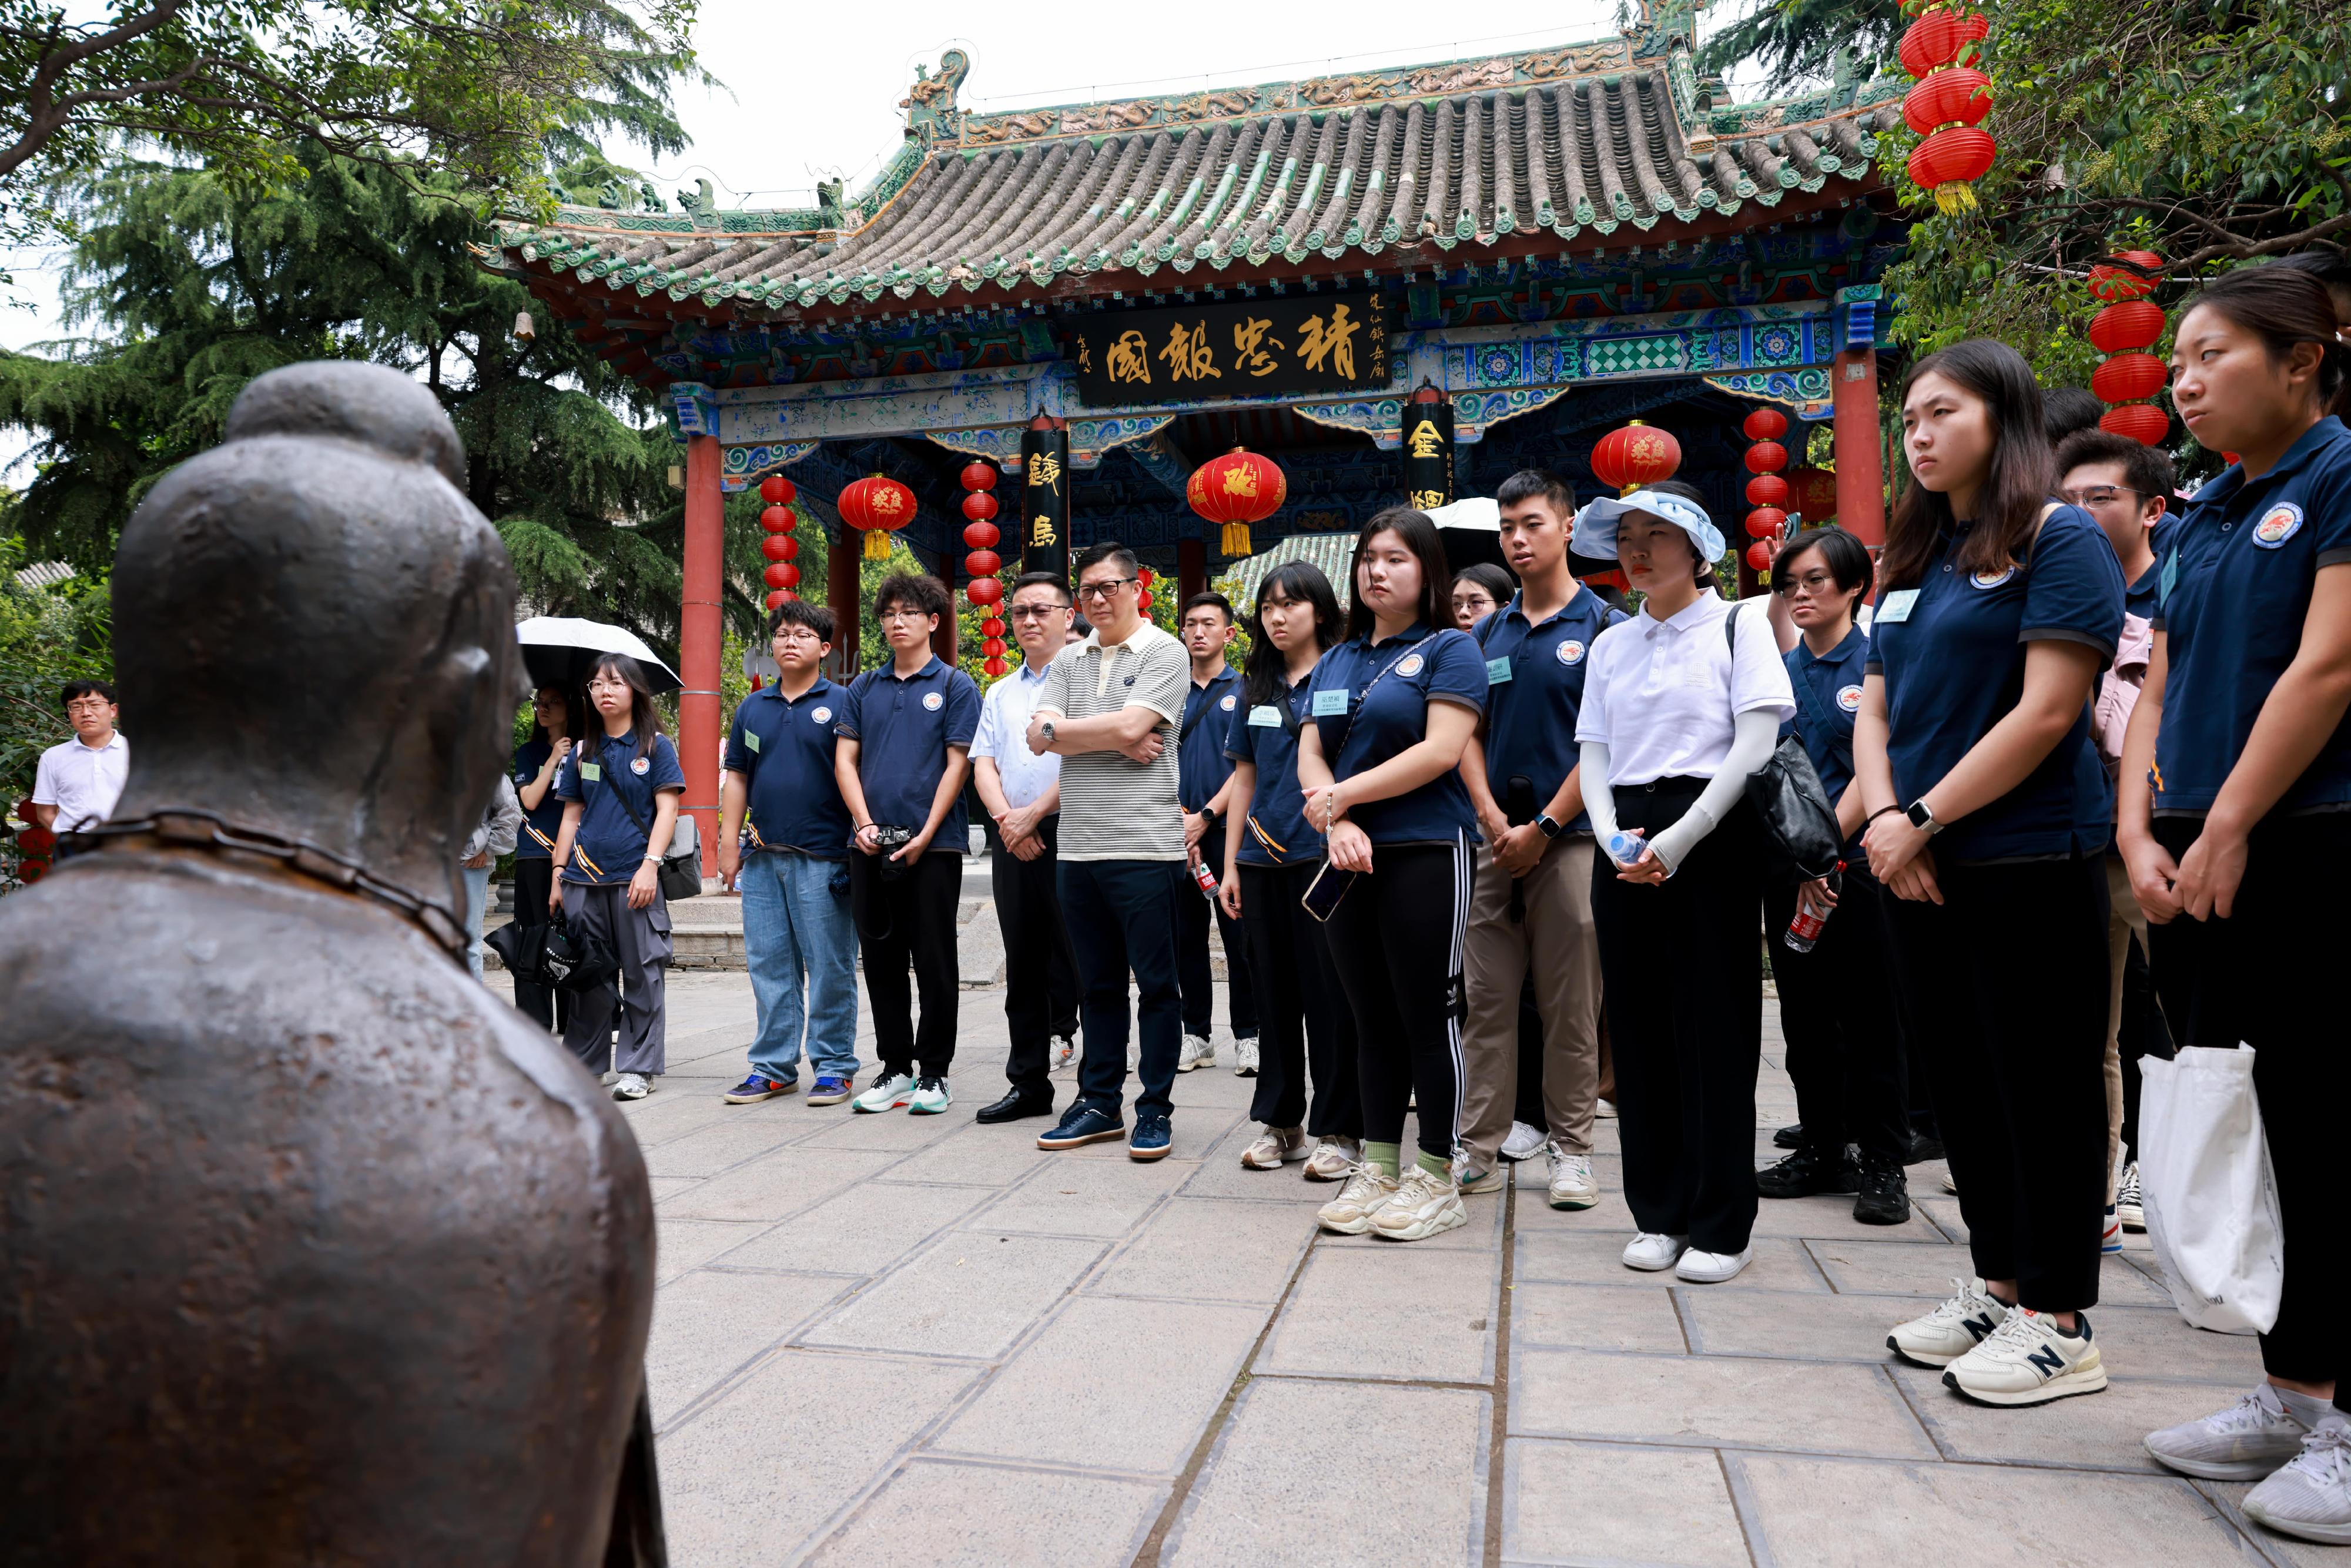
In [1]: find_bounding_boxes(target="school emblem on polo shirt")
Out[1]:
[629,756,650,775]
[1837,685,1864,712]
[922,691,944,711]
[1220,693,1237,710]
[812,706,832,724]
[1556,639,1586,665]
[2252,502,2303,549]
[1970,566,2017,590]
[1396,654,1425,677]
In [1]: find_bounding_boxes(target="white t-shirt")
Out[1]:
[970,659,1063,810]
[32,731,130,832]
[1576,593,1794,786]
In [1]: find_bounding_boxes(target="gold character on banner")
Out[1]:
[1027,453,1063,490]
[872,488,905,517]
[1296,303,1359,378]
[1232,317,1284,377]
[1406,420,1445,460]
[1160,320,1220,383]
[1222,466,1260,500]
[1411,488,1449,510]
[1105,330,1151,384]
[1029,515,1057,547]
[1075,336,1093,373]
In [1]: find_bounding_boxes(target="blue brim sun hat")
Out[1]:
[1570,488,1726,567]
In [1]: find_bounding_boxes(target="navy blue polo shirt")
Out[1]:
[1179,664,1244,810]
[1868,504,2124,861]
[2154,417,2351,816]
[1781,626,1870,857]
[725,677,853,857]
[511,739,566,857]
[834,656,982,841]
[1475,585,1629,832]
[554,731,686,885]
[2124,514,2179,622]
[1223,677,1321,866]
[1307,622,1488,846]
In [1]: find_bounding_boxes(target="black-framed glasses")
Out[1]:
[1007,604,1064,619]
[1074,577,1137,602]
[876,608,935,624]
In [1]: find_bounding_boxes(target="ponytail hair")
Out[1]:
[2183,263,2350,421]
[1885,339,2055,592]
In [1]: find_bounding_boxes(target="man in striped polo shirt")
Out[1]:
[1024,542,1192,1161]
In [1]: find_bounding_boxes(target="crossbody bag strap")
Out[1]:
[1790,660,1852,775]
[1325,641,1428,751]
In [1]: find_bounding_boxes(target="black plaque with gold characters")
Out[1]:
[1019,417,1071,581]
[1067,293,1391,408]
[1401,393,1455,512]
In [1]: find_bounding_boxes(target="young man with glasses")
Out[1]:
[719,599,862,1108]
[969,573,1085,1123]
[1025,544,1193,1160]
[32,681,129,856]
[1173,592,1260,1075]
[833,573,982,1115]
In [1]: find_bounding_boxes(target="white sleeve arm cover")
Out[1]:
[1646,708,1781,875]
[1579,739,1621,854]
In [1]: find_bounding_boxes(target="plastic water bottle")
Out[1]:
[1193,858,1219,899]
[1605,829,1647,870]
[1784,865,1846,953]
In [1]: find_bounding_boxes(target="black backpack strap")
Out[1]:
[1790,659,1854,776]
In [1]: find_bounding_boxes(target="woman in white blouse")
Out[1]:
[1572,480,1796,1284]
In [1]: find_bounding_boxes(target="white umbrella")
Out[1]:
[515,617,682,694]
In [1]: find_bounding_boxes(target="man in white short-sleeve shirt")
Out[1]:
[32,681,130,843]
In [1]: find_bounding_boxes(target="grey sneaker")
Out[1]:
[1499,1120,1546,1162]
[2245,1417,2351,1545]
[1177,1033,1215,1072]
[610,1071,651,1101]
[2146,1384,2313,1481]
[1233,1037,1260,1076]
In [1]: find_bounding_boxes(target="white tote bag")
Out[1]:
[2137,1046,2284,1336]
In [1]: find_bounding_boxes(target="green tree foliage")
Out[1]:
[1699,0,1904,91]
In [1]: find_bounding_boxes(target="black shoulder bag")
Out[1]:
[1726,599,1844,880]
[595,758,702,901]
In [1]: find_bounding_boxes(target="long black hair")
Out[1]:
[1242,561,1345,709]
[528,684,585,748]
[1886,339,2056,591]
[1347,505,1452,641]
[580,653,662,766]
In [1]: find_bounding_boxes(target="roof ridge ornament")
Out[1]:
[902,49,970,143]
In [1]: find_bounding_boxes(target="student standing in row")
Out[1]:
[1450,563,1518,632]
[719,599,861,1108]
[971,572,1083,1124]
[1220,562,1362,1177]
[834,573,980,1117]
[1860,340,2122,1407]
[511,686,577,1033]
[1754,527,1911,1225]
[1458,470,1625,1211]
[1300,508,1488,1244]
[1573,481,1793,1285]
[2126,265,2351,1543]
[1174,591,1258,1075]
[548,654,684,1101]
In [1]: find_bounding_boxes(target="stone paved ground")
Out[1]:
[490,899,2303,1568]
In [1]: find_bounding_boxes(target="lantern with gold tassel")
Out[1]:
[1589,421,1683,497]
[838,474,916,561]
[1187,447,1286,558]
[1898,0,1995,215]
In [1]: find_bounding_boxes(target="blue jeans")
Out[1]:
[1060,859,1186,1120]
[463,864,492,981]
[739,850,860,1083]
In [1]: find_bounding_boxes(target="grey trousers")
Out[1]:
[560,879,674,1077]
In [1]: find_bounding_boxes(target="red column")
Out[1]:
[1834,347,1887,550]
[828,526,861,675]
[679,433,725,876]
[1177,537,1207,608]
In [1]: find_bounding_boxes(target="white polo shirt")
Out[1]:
[970,658,1063,810]
[34,731,131,832]
[1577,592,1794,785]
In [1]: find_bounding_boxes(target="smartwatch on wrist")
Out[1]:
[1535,814,1564,840]
[1905,799,1944,836]
[1199,806,1220,829]
[1040,718,1056,745]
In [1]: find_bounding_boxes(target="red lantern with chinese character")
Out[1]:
[839,475,915,561]
[1589,421,1683,496]
[1187,447,1286,558]
[759,474,797,507]
[2099,404,2171,445]
[1744,440,1789,476]
[1789,468,1840,520]
[1746,473,1789,509]
[2089,251,2165,303]
[1741,408,1789,443]
[1746,507,1787,540]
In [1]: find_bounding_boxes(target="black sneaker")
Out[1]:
[1756,1145,1859,1200]
[1853,1155,1911,1225]
[1773,1121,1805,1151]
[1905,1132,1947,1165]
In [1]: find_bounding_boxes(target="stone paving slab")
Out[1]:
[809,1458,1167,1567]
[1255,1243,1500,1386]
[646,1267,855,1422]
[800,1229,1108,1361]
[1511,1281,1690,1356]
[1512,1348,1940,1460]
[1089,1197,1317,1305]
[1503,1438,1753,1567]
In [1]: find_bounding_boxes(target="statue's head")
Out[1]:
[110,362,524,913]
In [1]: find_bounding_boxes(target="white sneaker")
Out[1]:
[2146,1384,2315,1480]
[1177,1033,1215,1072]
[1887,1277,2010,1368]
[1371,1165,1468,1242]
[1595,1098,1617,1118]
[611,1071,652,1101]
[1622,1232,1687,1272]
[2244,1417,2351,1546]
[1676,1246,1754,1284]
[1303,1137,1359,1182]
[1240,1124,1307,1169]
[1051,1035,1077,1073]
[1317,1163,1399,1234]
[1234,1037,1260,1077]
[850,1071,916,1113]
[1500,1121,1547,1162]
[1545,1142,1599,1211]
[1944,1308,2108,1406]
[1941,1170,1957,1194]
[907,1076,951,1115]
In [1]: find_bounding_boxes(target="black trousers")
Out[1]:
[1238,860,1362,1137]
[2116,933,2173,1162]
[509,856,570,1036]
[991,814,1081,1098]
[1886,852,2109,1312]
[1321,836,1472,1164]
[2152,813,2348,1399]
[849,847,962,1078]
[1764,868,1910,1164]
[1592,779,1767,1255]
[1063,859,1187,1121]
[1177,825,1258,1042]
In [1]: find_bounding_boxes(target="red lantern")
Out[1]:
[1137,567,1154,588]
[1783,468,1837,518]
[967,577,1004,607]
[963,521,1000,550]
[838,475,916,561]
[965,550,1002,578]
[1589,421,1683,496]
[1187,447,1286,557]
[1903,66,1992,135]
[759,474,797,506]
[1746,507,1787,539]
[982,637,1006,658]
[2092,353,2168,406]
[1741,408,1789,443]
[2089,300,2165,355]
[765,589,793,609]
[2089,251,2165,303]
[1744,440,1789,475]
[962,490,999,522]
[1746,474,1790,508]
[1908,126,1997,213]
[1745,541,1775,571]
[982,656,1009,677]
[761,504,795,534]
[1898,8,1987,76]
[761,534,798,562]
[18,825,56,855]
[2099,404,2171,445]
[763,562,799,589]
[982,617,1005,638]
[961,461,998,492]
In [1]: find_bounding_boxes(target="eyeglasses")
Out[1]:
[877,608,934,624]
[2059,486,2146,508]
[64,699,113,713]
[1773,569,1839,597]
[1007,604,1065,619]
[1074,578,1136,602]
[772,627,824,644]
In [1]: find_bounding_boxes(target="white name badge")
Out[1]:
[744,731,761,752]
[1311,689,1350,717]
[1875,589,1920,624]
[578,762,602,780]
[1485,656,1513,684]
[1248,705,1284,728]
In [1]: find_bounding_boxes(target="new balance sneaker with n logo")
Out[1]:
[1887,1277,2009,1368]
[2244,1416,2351,1546]
[2145,1383,2315,1481]
[1943,1308,2108,1407]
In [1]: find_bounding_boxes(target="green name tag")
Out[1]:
[2158,548,2179,609]
[1311,688,1349,717]
[578,762,602,780]
[745,731,761,752]
[1485,656,1513,684]
[1248,705,1283,728]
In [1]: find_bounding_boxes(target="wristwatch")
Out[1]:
[1198,806,1220,828]
[1535,814,1565,840]
[1904,798,1944,836]
[1040,718,1056,744]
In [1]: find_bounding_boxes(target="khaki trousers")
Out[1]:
[2104,852,2146,1201]
[1460,836,1605,1169]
